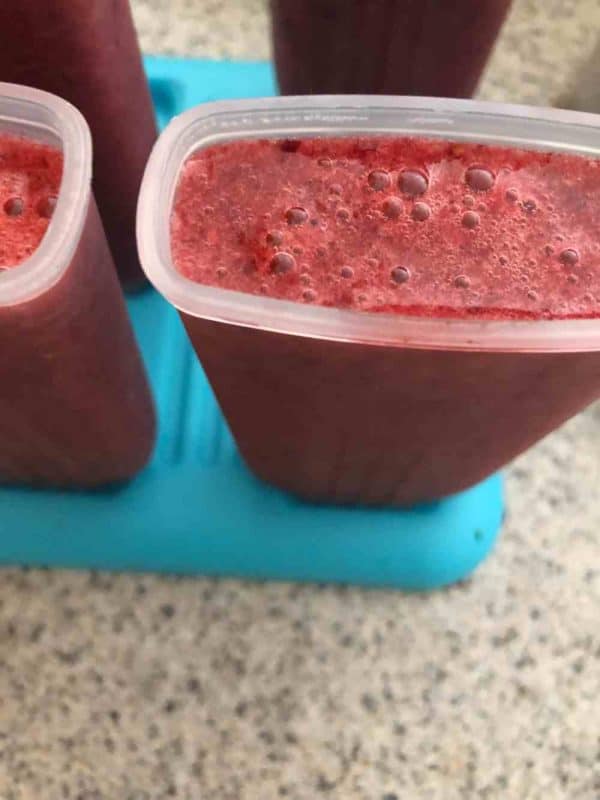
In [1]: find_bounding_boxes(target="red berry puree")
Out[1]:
[0,133,62,269]
[171,136,600,320]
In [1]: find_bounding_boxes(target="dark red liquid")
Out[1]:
[271,0,512,98]
[171,136,600,320]
[0,136,155,487]
[171,134,600,506]
[182,315,600,506]
[0,1,158,288]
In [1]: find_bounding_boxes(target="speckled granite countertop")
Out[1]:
[1,2,599,798]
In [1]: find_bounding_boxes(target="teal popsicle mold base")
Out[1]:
[0,56,504,589]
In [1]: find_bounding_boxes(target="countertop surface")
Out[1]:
[1,2,600,798]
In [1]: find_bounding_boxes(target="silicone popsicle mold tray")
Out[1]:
[0,56,504,589]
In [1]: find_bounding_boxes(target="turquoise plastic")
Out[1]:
[0,56,504,589]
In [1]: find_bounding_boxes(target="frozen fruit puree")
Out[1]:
[0,130,155,488]
[271,0,512,98]
[162,129,600,506]
[0,0,157,288]
[0,133,62,268]
[171,136,600,320]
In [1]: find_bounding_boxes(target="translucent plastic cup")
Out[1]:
[137,96,600,507]
[0,83,155,487]
[271,0,512,98]
[0,1,158,289]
